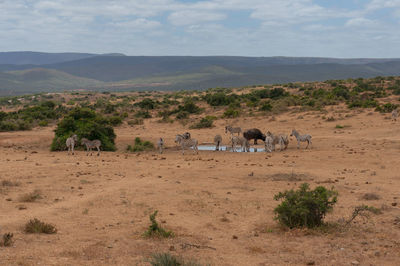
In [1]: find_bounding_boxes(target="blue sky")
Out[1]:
[1,0,400,58]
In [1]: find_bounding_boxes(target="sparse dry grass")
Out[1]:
[24,218,57,234]
[19,189,42,202]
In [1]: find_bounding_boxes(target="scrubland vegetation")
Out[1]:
[0,76,399,139]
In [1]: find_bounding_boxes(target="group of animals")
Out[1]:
[66,135,101,156]
[159,126,312,155]
[66,108,397,155]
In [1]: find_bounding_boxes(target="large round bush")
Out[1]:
[51,107,116,151]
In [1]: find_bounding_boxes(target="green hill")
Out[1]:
[0,68,104,95]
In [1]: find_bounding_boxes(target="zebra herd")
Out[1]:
[170,126,312,154]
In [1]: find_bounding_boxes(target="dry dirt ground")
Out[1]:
[1,107,400,266]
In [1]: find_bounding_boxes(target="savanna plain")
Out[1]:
[1,80,400,266]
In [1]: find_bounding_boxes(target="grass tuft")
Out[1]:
[24,218,57,234]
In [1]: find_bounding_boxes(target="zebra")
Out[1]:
[392,109,398,121]
[231,136,250,152]
[175,134,198,155]
[225,126,242,136]
[265,131,289,152]
[81,138,101,156]
[214,134,222,151]
[182,132,191,139]
[157,138,164,154]
[66,134,78,155]
[290,129,312,149]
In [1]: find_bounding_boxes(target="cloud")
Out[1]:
[0,0,400,57]
[168,10,227,26]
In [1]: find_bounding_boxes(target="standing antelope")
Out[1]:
[81,138,101,156]
[225,126,242,136]
[175,134,198,155]
[392,109,398,121]
[157,138,164,154]
[290,129,312,149]
[231,136,250,152]
[66,134,78,155]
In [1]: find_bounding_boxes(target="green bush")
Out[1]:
[190,116,215,129]
[223,107,240,118]
[259,102,272,112]
[38,120,48,127]
[135,98,157,110]
[135,110,152,119]
[127,137,154,152]
[51,107,116,151]
[176,111,189,120]
[143,210,173,238]
[375,103,398,113]
[108,116,123,126]
[128,118,144,126]
[274,183,338,228]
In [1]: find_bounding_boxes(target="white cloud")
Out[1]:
[168,10,227,26]
[345,17,378,27]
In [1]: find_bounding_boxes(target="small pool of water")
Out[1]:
[197,145,265,153]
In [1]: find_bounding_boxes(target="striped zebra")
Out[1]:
[214,134,222,151]
[175,134,198,155]
[290,129,312,149]
[231,136,250,152]
[225,126,242,136]
[265,131,288,152]
[157,138,164,154]
[66,134,78,155]
[81,138,101,156]
[392,109,398,121]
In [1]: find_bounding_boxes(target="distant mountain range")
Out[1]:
[1,51,400,95]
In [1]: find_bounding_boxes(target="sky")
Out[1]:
[1,0,400,58]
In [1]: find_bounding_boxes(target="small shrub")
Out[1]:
[1,180,20,187]
[143,210,173,238]
[223,107,240,118]
[149,253,202,266]
[345,205,382,226]
[128,118,144,126]
[375,103,398,113]
[108,116,123,126]
[128,137,154,152]
[1,233,13,247]
[259,102,272,112]
[361,193,380,201]
[274,183,338,228]
[326,116,335,122]
[190,116,214,129]
[24,218,57,234]
[38,120,48,127]
[135,110,152,119]
[19,190,42,202]
[176,111,190,120]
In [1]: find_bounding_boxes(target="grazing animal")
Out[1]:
[81,138,101,156]
[214,134,222,151]
[265,131,289,152]
[231,136,250,152]
[290,129,312,149]
[157,138,164,154]
[66,134,78,155]
[392,109,398,121]
[225,126,242,136]
[175,134,198,155]
[243,128,266,145]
